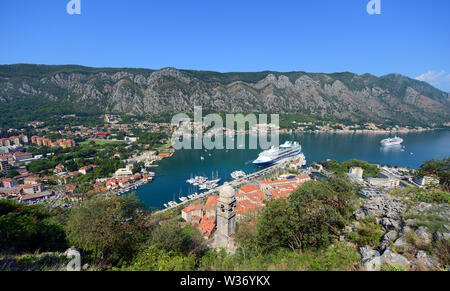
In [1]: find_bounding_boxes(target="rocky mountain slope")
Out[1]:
[1,64,449,126]
[351,192,449,270]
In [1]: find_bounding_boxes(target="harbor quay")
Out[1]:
[153,154,305,215]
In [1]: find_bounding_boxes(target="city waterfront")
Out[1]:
[134,130,450,210]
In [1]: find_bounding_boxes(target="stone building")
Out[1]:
[213,184,237,250]
[367,173,400,188]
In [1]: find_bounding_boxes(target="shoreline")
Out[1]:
[280,127,448,135]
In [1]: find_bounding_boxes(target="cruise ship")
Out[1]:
[253,141,303,166]
[380,136,403,146]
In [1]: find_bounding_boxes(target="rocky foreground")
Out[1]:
[348,192,449,270]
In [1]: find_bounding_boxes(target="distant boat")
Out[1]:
[231,170,246,180]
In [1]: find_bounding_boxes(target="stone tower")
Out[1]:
[215,183,236,248]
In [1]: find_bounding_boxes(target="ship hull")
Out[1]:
[381,141,403,146]
[253,150,303,167]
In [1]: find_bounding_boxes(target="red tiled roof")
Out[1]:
[270,189,281,199]
[236,200,261,215]
[205,195,219,207]
[260,178,298,184]
[198,215,216,238]
[182,204,203,213]
[14,152,32,157]
[66,185,76,191]
[276,185,295,191]
[14,173,38,179]
[21,192,52,201]
[247,191,265,204]
[18,183,42,189]
[239,185,260,193]
[119,178,131,184]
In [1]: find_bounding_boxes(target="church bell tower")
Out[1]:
[215,183,236,245]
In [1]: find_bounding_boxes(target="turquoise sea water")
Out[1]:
[134,130,450,210]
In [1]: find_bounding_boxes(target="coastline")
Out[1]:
[279,127,448,135]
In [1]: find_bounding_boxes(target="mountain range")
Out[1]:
[0,64,449,126]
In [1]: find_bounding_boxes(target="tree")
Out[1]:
[0,200,67,253]
[149,222,205,256]
[65,193,148,265]
[323,159,379,178]
[6,169,20,178]
[235,213,260,258]
[255,176,357,251]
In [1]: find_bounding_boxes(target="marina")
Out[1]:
[155,155,297,214]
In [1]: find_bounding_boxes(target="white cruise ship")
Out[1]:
[380,136,403,146]
[253,141,303,166]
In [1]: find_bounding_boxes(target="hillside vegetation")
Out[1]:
[1,159,449,271]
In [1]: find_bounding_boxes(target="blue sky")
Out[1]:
[1,0,449,92]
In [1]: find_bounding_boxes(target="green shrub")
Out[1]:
[381,264,407,271]
[348,220,384,248]
[0,200,67,253]
[119,244,197,271]
[408,191,450,204]
[308,242,359,271]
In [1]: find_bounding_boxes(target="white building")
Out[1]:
[413,175,440,187]
[367,173,400,188]
[349,167,364,179]
[115,167,133,178]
